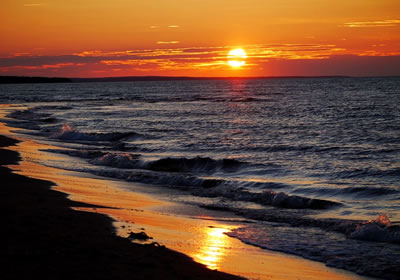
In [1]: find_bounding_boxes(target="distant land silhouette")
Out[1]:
[3,75,395,84]
[0,76,72,84]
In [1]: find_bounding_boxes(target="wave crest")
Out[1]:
[90,152,142,169]
[349,214,400,243]
[147,156,244,173]
[55,123,139,142]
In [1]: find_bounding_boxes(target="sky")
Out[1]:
[1,0,400,77]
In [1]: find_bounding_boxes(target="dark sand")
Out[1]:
[1,134,243,280]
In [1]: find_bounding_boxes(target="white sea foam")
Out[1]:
[90,152,143,169]
[349,214,400,243]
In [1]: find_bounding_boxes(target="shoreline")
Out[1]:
[0,109,370,280]
[1,133,243,279]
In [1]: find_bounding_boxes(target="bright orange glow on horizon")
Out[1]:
[1,0,400,77]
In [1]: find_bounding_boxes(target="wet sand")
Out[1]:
[0,110,370,280]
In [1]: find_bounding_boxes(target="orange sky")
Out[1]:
[1,0,400,77]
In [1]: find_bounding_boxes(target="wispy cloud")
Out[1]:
[156,41,180,45]
[149,25,180,30]
[0,44,348,72]
[0,63,82,73]
[23,3,44,7]
[343,19,400,28]
[87,44,348,70]
[3,43,399,75]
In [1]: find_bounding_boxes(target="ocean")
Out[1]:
[1,77,399,279]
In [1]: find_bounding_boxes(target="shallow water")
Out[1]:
[1,77,399,279]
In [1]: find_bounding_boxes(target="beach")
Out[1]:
[0,103,373,280]
[1,133,251,279]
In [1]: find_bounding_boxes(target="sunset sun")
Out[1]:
[227,48,247,68]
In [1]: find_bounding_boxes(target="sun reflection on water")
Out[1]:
[194,226,232,270]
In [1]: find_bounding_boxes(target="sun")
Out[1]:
[227,48,247,68]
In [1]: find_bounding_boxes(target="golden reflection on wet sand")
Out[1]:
[194,226,232,270]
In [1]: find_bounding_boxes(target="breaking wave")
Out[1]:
[227,215,400,279]
[349,215,400,243]
[209,198,400,244]
[7,108,52,122]
[44,149,244,174]
[90,152,142,169]
[146,156,244,173]
[53,123,140,142]
[92,167,340,210]
[42,148,340,210]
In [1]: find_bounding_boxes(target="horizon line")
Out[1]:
[1,75,400,84]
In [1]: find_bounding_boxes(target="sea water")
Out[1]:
[1,77,399,279]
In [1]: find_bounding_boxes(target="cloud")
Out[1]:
[0,44,349,73]
[343,20,400,28]
[156,41,180,45]
[0,63,81,73]
[149,25,180,30]
[244,44,346,60]
[41,63,75,69]
[23,3,43,7]
[1,43,399,76]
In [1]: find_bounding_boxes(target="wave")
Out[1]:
[5,109,59,130]
[53,123,140,142]
[337,186,398,196]
[248,144,345,154]
[227,215,400,279]
[90,152,142,169]
[332,167,400,179]
[293,185,398,198]
[114,167,340,210]
[146,156,244,173]
[32,105,73,111]
[240,181,289,189]
[42,148,341,210]
[88,167,223,189]
[193,187,341,210]
[7,108,51,121]
[349,214,400,243]
[45,148,244,174]
[42,149,106,158]
[90,169,341,210]
[206,197,400,245]
[259,191,340,209]
[6,108,142,143]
